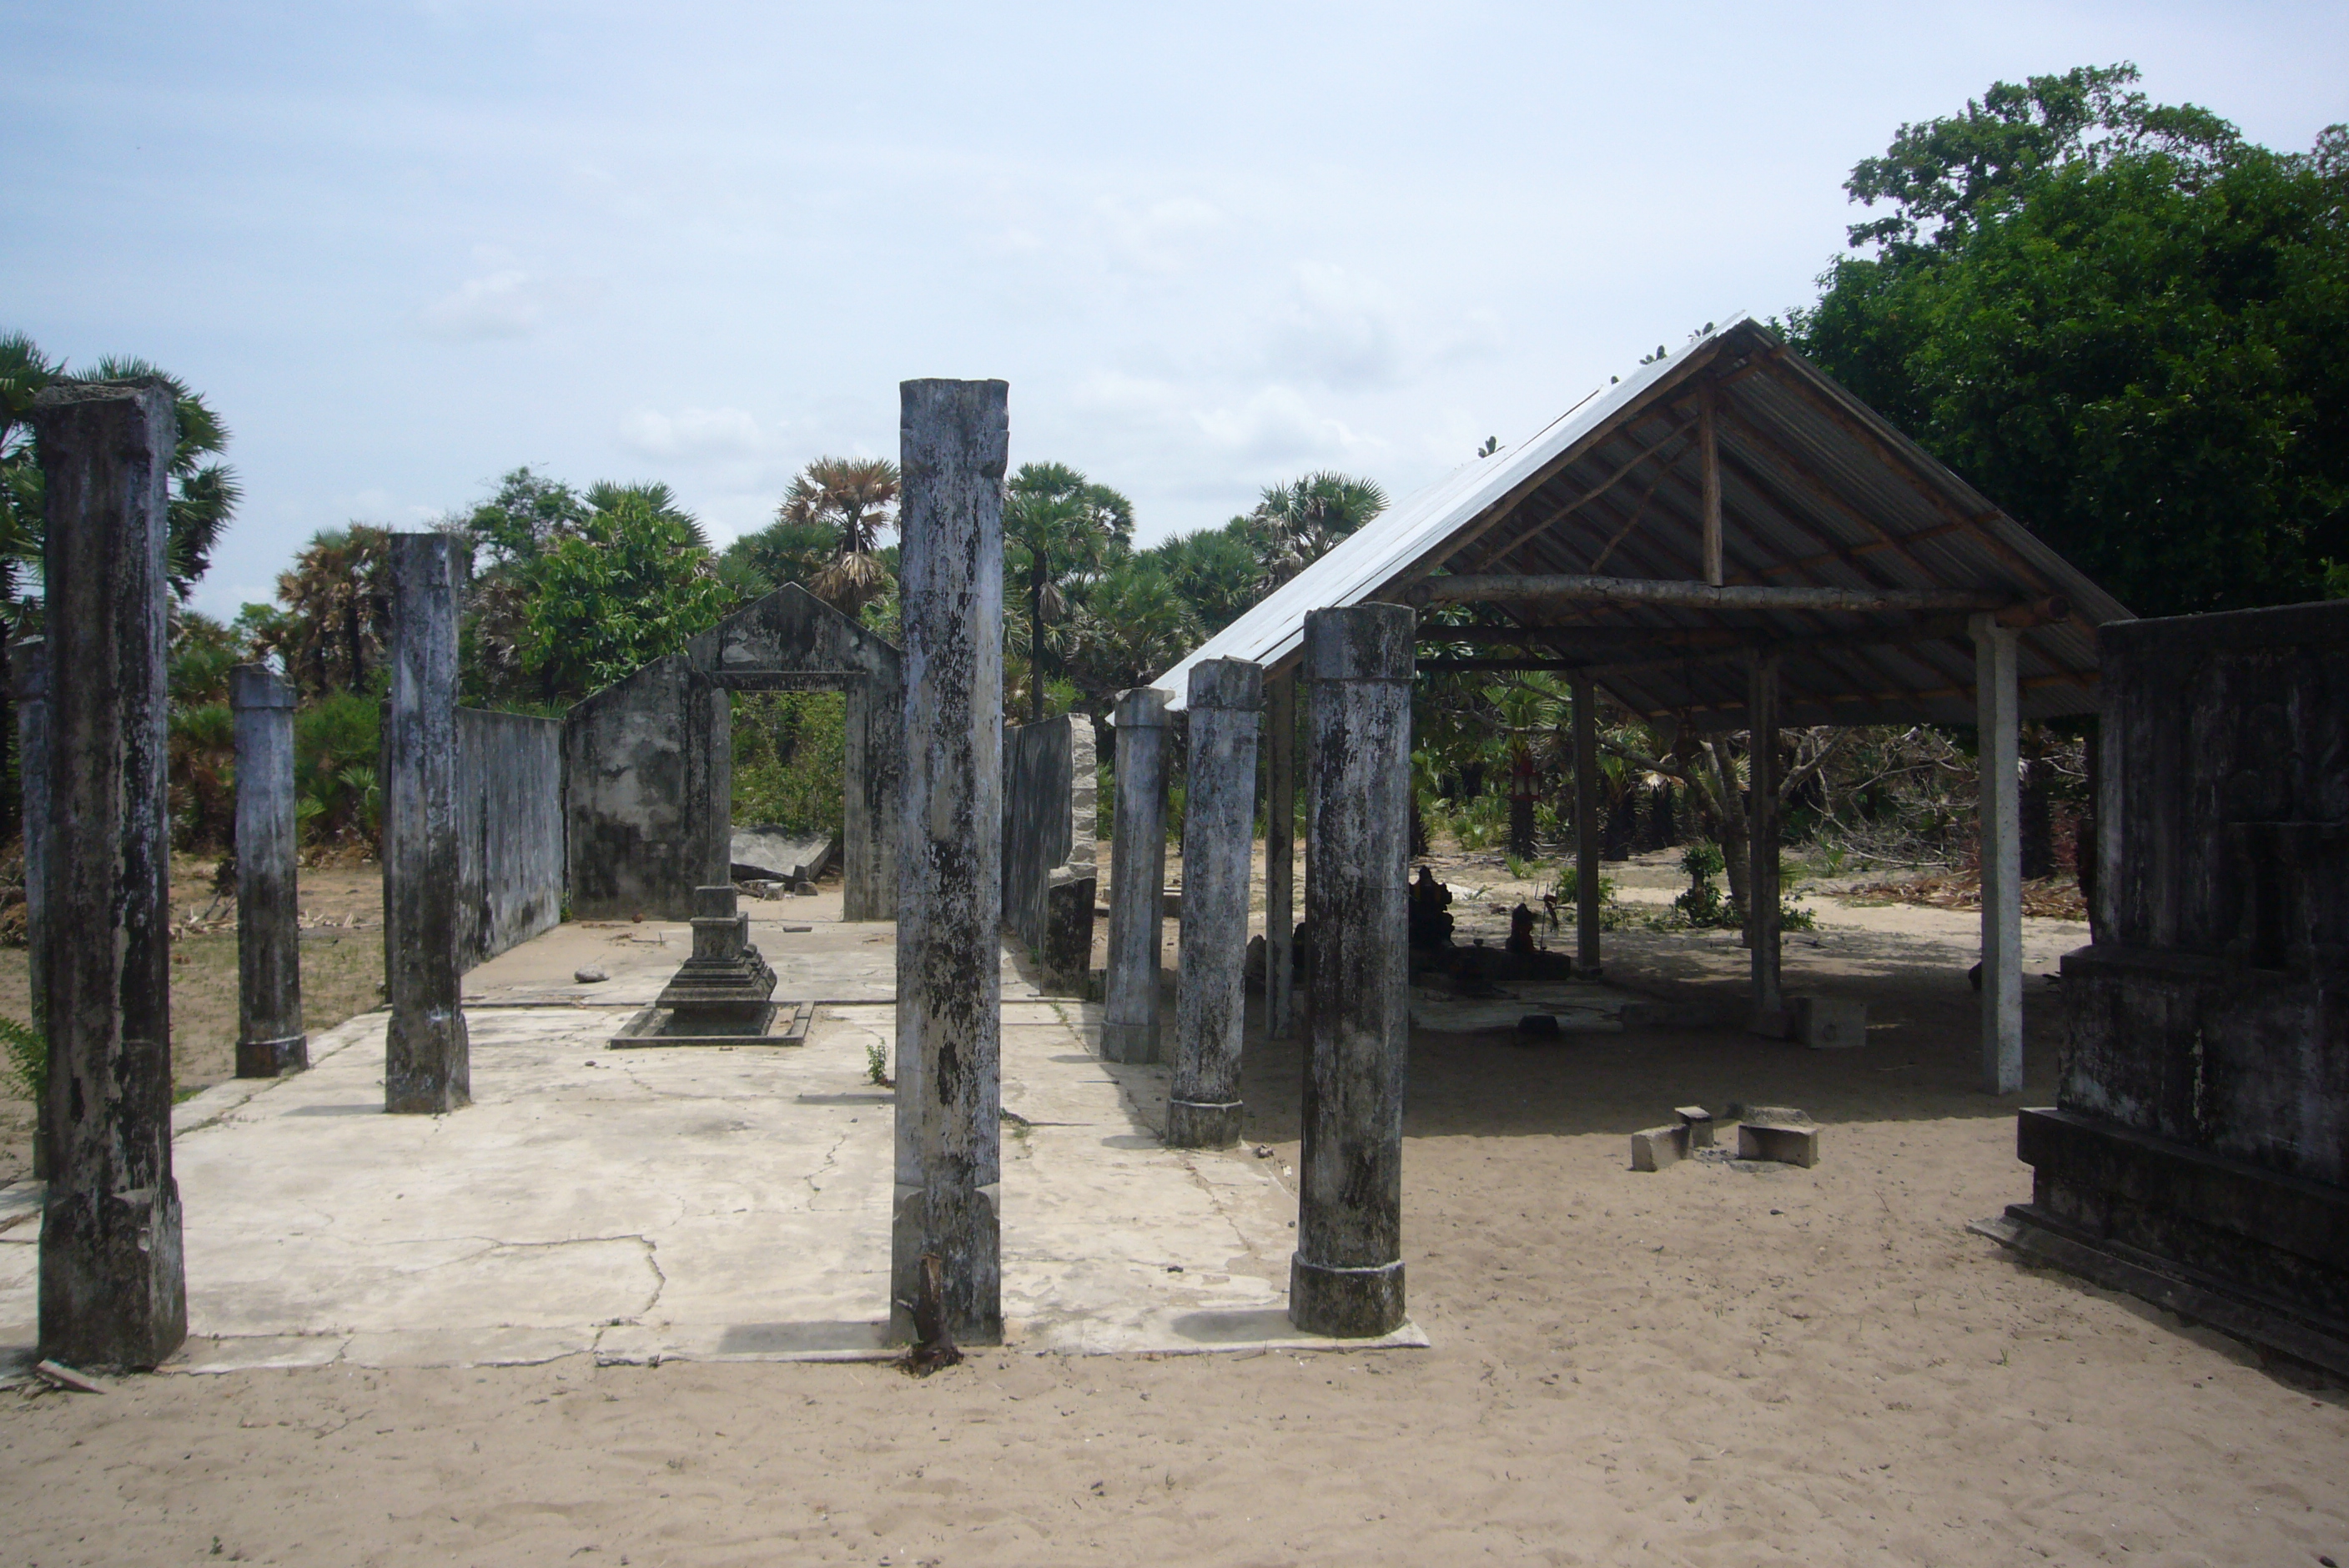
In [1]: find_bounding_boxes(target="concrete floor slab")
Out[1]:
[0,909,1423,1372]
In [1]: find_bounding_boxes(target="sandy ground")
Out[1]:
[3,852,2346,1565]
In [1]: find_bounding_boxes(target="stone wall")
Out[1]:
[2022,599,2349,1334]
[455,707,564,967]
[562,654,730,920]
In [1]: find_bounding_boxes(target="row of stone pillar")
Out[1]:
[1099,606,1416,1337]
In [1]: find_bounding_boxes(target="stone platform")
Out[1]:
[0,901,1424,1374]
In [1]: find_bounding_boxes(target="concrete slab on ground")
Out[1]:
[0,908,1423,1375]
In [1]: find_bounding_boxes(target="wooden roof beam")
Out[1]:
[1409,573,2066,618]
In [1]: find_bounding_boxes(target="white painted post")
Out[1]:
[1973,616,2024,1094]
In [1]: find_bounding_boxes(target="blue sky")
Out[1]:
[8,2,2346,621]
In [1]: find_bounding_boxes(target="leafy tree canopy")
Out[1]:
[519,484,730,698]
[1790,64,2349,614]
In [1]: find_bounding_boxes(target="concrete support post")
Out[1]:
[384,533,470,1114]
[1747,651,1782,1018]
[1972,616,2024,1094]
[892,377,1008,1347]
[1264,670,1296,1038]
[1169,659,1263,1148]
[1102,686,1170,1064]
[231,665,307,1078]
[31,381,184,1369]
[11,636,49,1179]
[1572,676,1602,975]
[1291,604,1414,1339]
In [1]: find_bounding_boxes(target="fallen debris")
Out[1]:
[33,1359,107,1395]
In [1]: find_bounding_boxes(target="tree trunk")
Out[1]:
[1698,736,1751,917]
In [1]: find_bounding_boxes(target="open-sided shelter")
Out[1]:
[1152,315,2132,1092]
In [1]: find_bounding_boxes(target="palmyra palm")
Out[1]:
[778,456,901,616]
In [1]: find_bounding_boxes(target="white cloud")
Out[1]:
[416,264,601,341]
[1093,193,1225,273]
[618,405,772,460]
[1192,384,1384,464]
[1267,260,1405,389]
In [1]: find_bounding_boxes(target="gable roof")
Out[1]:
[1153,315,2130,728]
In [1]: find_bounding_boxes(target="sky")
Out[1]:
[8,2,2346,622]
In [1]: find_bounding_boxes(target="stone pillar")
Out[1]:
[384,533,470,1114]
[892,377,1008,1347]
[1264,671,1296,1038]
[1747,651,1782,1018]
[231,664,307,1078]
[1972,616,2024,1094]
[1572,675,1602,976]
[1101,686,1170,1063]
[11,636,49,1179]
[32,381,184,1369]
[1291,605,1413,1339]
[1169,659,1263,1148]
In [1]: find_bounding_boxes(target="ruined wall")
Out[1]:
[562,655,730,920]
[2027,600,2349,1327]
[455,708,563,967]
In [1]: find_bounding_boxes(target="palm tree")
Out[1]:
[1004,461,1134,721]
[1064,562,1201,720]
[0,333,59,608]
[773,457,900,616]
[267,525,391,696]
[83,355,242,599]
[1249,470,1388,593]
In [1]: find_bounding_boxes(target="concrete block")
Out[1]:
[1738,1120,1820,1168]
[1793,994,1868,1049]
[1631,1123,1689,1172]
[1674,1106,1714,1147]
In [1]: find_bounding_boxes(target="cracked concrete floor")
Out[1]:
[0,917,1422,1374]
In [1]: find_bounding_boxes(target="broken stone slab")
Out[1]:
[1738,1120,1820,1168]
[1728,1103,1813,1125]
[1040,869,1094,997]
[1791,994,1867,1049]
[1675,1106,1714,1147]
[729,827,837,885]
[574,966,609,984]
[1630,1123,1689,1172]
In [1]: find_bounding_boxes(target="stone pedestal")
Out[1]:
[653,884,777,1029]
[1290,605,1413,1339]
[31,380,185,1369]
[384,533,470,1114]
[1169,659,1262,1148]
[892,377,1009,1348]
[232,664,306,1077]
[1102,686,1170,1064]
[2009,601,2349,1359]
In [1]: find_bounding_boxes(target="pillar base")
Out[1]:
[385,1009,471,1114]
[1165,1098,1241,1148]
[1288,1254,1406,1338]
[235,1033,309,1079]
[38,1179,187,1369]
[1099,1019,1159,1064]
[888,1182,1003,1348]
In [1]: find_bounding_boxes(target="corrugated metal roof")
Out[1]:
[1153,315,2131,728]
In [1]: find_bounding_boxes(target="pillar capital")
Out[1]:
[1185,658,1264,713]
[229,661,294,711]
[1302,603,1416,683]
[1112,686,1171,728]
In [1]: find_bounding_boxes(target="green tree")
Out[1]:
[1247,470,1390,592]
[459,465,587,566]
[1789,65,2349,613]
[761,456,900,616]
[1144,519,1261,636]
[1004,461,1134,721]
[0,337,243,601]
[1063,562,1202,716]
[264,525,391,697]
[519,485,730,699]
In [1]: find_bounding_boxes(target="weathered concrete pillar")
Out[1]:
[1747,651,1782,1018]
[1972,616,2023,1094]
[11,636,49,1179]
[1572,675,1602,976]
[1169,659,1263,1148]
[231,664,307,1078]
[1101,686,1170,1063]
[384,533,470,1114]
[32,381,184,1369]
[1291,605,1413,1339]
[1264,671,1296,1038]
[892,377,1008,1347]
